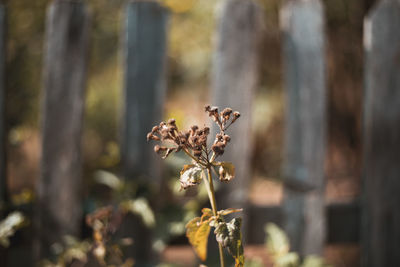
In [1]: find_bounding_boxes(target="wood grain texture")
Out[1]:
[211,0,263,231]
[362,1,400,266]
[121,1,168,263]
[280,0,327,256]
[0,5,6,208]
[36,0,90,259]
[122,0,167,184]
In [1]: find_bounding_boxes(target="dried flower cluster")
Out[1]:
[147,105,240,164]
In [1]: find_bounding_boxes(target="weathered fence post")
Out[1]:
[122,0,168,263]
[280,0,327,255]
[0,5,6,211]
[211,0,263,239]
[0,5,7,267]
[362,0,400,266]
[36,0,90,260]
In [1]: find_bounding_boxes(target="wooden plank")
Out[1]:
[362,1,400,266]
[211,0,263,237]
[0,5,7,267]
[280,0,327,256]
[121,0,168,263]
[36,0,90,259]
[247,203,360,245]
[0,5,6,209]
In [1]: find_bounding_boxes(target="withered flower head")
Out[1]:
[147,105,240,184]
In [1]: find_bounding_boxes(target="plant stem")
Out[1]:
[204,166,225,267]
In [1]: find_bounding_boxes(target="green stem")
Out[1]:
[204,166,225,267]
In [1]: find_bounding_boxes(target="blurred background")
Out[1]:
[0,0,389,266]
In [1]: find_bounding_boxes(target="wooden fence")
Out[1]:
[0,0,399,266]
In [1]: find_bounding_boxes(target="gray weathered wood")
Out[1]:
[280,0,327,255]
[122,0,167,184]
[362,1,400,266]
[0,5,7,266]
[0,5,6,210]
[211,0,263,232]
[121,0,168,263]
[36,0,90,259]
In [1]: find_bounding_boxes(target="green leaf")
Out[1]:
[0,211,26,247]
[120,198,155,228]
[218,162,235,182]
[185,217,211,261]
[180,164,203,190]
[265,223,290,259]
[93,170,123,191]
[214,218,245,267]
[275,252,299,267]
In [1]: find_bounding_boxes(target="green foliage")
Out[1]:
[0,211,26,247]
[265,223,331,267]
[120,198,156,228]
[41,236,92,267]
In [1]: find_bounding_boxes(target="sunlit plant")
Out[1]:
[148,105,244,267]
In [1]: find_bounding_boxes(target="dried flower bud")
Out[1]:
[179,135,187,144]
[184,130,190,139]
[160,129,170,140]
[231,111,241,123]
[190,136,199,145]
[147,133,160,141]
[205,105,211,112]
[193,149,202,157]
[223,135,231,142]
[203,127,210,135]
[154,145,161,153]
[222,108,232,117]
[167,118,176,126]
[151,126,159,133]
[190,125,199,135]
[198,135,207,146]
[147,132,153,141]
[210,106,218,114]
[221,108,233,122]
[212,143,225,156]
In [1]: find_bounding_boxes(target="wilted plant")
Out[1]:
[148,105,244,267]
